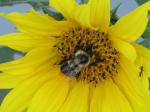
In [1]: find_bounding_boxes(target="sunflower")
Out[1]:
[0,0,150,112]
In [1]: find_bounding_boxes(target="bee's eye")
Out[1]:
[77,54,89,64]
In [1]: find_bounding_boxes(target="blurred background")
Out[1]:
[0,0,149,104]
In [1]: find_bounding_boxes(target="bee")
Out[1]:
[139,66,144,77]
[60,44,92,77]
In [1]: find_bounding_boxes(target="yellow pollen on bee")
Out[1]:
[56,28,120,84]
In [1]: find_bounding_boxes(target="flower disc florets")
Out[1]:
[56,28,119,84]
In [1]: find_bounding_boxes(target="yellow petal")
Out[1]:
[71,0,110,30]
[71,0,111,30]
[0,73,50,112]
[133,44,150,89]
[137,56,150,78]
[0,33,57,52]
[89,0,110,32]
[134,44,150,61]
[60,82,89,112]
[114,55,150,111]
[50,0,78,19]
[134,44,150,77]
[90,79,133,112]
[0,66,60,89]
[0,47,58,75]
[109,2,150,42]
[0,73,30,89]
[112,38,136,62]
[28,75,69,112]
[139,72,149,91]
[0,9,74,36]
[72,4,92,28]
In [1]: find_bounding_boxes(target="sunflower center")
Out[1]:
[56,28,119,84]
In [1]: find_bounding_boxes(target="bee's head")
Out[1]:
[75,50,90,65]
[74,43,93,57]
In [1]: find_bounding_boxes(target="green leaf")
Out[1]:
[0,0,64,20]
[80,0,89,4]
[111,3,122,24]
[0,47,14,63]
[0,47,23,63]
[29,0,53,11]
[140,38,150,48]
[0,0,49,10]
[149,78,150,90]
[0,89,10,105]
[39,4,64,21]
[142,12,150,38]
[135,0,149,5]
[142,24,150,39]
[28,0,49,10]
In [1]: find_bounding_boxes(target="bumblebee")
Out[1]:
[60,44,92,77]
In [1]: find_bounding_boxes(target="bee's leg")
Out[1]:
[89,62,97,66]
[95,55,104,63]
[59,58,68,65]
[93,52,104,62]
[76,72,81,79]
